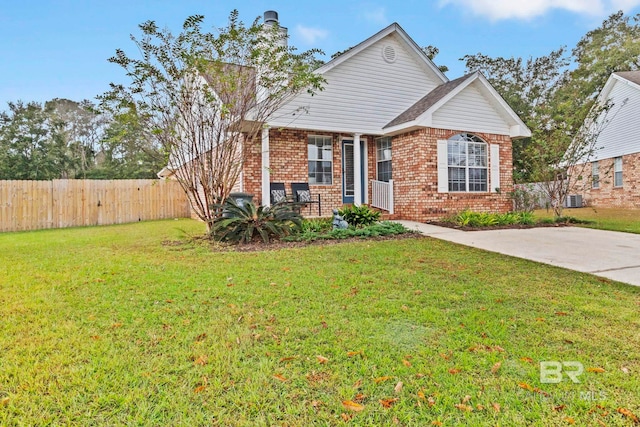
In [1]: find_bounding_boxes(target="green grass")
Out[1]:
[535,207,640,234]
[1,219,639,426]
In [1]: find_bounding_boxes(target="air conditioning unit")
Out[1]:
[565,194,583,208]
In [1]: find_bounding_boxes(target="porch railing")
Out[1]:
[371,179,394,214]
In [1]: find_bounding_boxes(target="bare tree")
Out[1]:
[100,11,324,231]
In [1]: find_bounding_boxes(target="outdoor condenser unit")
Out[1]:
[565,194,583,208]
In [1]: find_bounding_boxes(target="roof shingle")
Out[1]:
[614,70,640,86]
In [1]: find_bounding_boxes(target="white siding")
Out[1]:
[592,79,640,161]
[431,82,511,135]
[269,33,440,134]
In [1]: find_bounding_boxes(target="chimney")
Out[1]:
[263,10,279,25]
[263,10,287,48]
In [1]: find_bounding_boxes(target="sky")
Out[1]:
[1,0,640,107]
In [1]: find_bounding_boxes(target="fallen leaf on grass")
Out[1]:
[476,404,485,411]
[521,357,534,364]
[440,352,452,360]
[194,385,206,393]
[448,368,460,374]
[280,356,297,362]
[1,397,9,406]
[195,333,207,342]
[461,395,472,404]
[347,350,363,357]
[111,322,123,329]
[621,366,630,374]
[492,402,501,412]
[402,359,412,367]
[417,391,426,400]
[565,417,575,424]
[394,381,403,394]
[316,355,329,364]
[617,407,639,423]
[491,362,502,374]
[353,393,366,403]
[90,335,100,340]
[311,400,323,409]
[518,382,534,392]
[272,374,287,382]
[341,413,353,421]
[455,403,473,412]
[554,404,566,412]
[431,421,443,426]
[194,355,208,366]
[428,396,436,407]
[555,311,568,316]
[596,419,607,427]
[587,367,605,373]
[352,379,362,389]
[373,376,393,384]
[342,400,365,412]
[379,398,399,408]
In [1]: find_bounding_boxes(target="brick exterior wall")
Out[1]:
[387,128,513,221]
[243,127,514,221]
[573,153,640,208]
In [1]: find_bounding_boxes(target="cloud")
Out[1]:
[295,25,329,44]
[362,6,389,26]
[439,0,640,21]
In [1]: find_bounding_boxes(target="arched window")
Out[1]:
[447,133,488,192]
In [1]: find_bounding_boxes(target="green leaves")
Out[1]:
[338,205,381,228]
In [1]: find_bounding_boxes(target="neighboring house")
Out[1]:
[574,71,640,209]
[165,11,532,221]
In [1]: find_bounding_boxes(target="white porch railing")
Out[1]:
[371,179,394,214]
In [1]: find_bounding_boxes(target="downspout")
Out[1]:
[261,126,270,206]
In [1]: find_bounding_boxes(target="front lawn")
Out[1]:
[535,207,640,234]
[1,220,639,426]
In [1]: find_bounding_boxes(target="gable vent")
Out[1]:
[382,45,396,63]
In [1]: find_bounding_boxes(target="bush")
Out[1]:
[450,210,537,227]
[338,205,381,228]
[286,221,410,242]
[212,199,302,244]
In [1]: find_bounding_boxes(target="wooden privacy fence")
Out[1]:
[0,179,191,232]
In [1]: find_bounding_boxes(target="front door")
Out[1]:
[342,140,365,204]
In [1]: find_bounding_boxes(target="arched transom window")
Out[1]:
[447,133,488,192]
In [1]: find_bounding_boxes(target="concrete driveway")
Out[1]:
[396,221,640,287]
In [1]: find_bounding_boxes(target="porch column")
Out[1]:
[261,126,270,207]
[353,133,362,206]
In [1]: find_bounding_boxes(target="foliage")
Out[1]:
[100,10,325,231]
[338,204,381,228]
[300,217,333,233]
[288,220,409,242]
[212,199,303,243]
[0,98,162,180]
[450,210,536,227]
[1,219,639,425]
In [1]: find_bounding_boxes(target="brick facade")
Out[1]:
[243,126,514,221]
[574,153,640,208]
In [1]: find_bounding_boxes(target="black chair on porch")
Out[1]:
[290,182,322,216]
[269,182,289,205]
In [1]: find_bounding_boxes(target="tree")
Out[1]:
[422,45,449,73]
[462,48,570,182]
[100,10,325,231]
[0,101,78,180]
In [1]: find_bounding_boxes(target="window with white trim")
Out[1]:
[614,157,623,187]
[447,133,487,192]
[592,161,599,189]
[308,135,333,184]
[376,137,392,182]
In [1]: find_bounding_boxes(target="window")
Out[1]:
[447,133,487,192]
[592,161,599,189]
[376,137,392,182]
[308,135,333,184]
[614,157,623,187]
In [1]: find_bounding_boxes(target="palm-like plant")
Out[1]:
[212,199,303,244]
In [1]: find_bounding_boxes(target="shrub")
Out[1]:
[286,221,410,242]
[212,199,302,244]
[450,210,537,227]
[338,205,381,228]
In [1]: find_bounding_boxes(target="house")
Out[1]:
[574,71,640,208]
[169,11,532,221]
